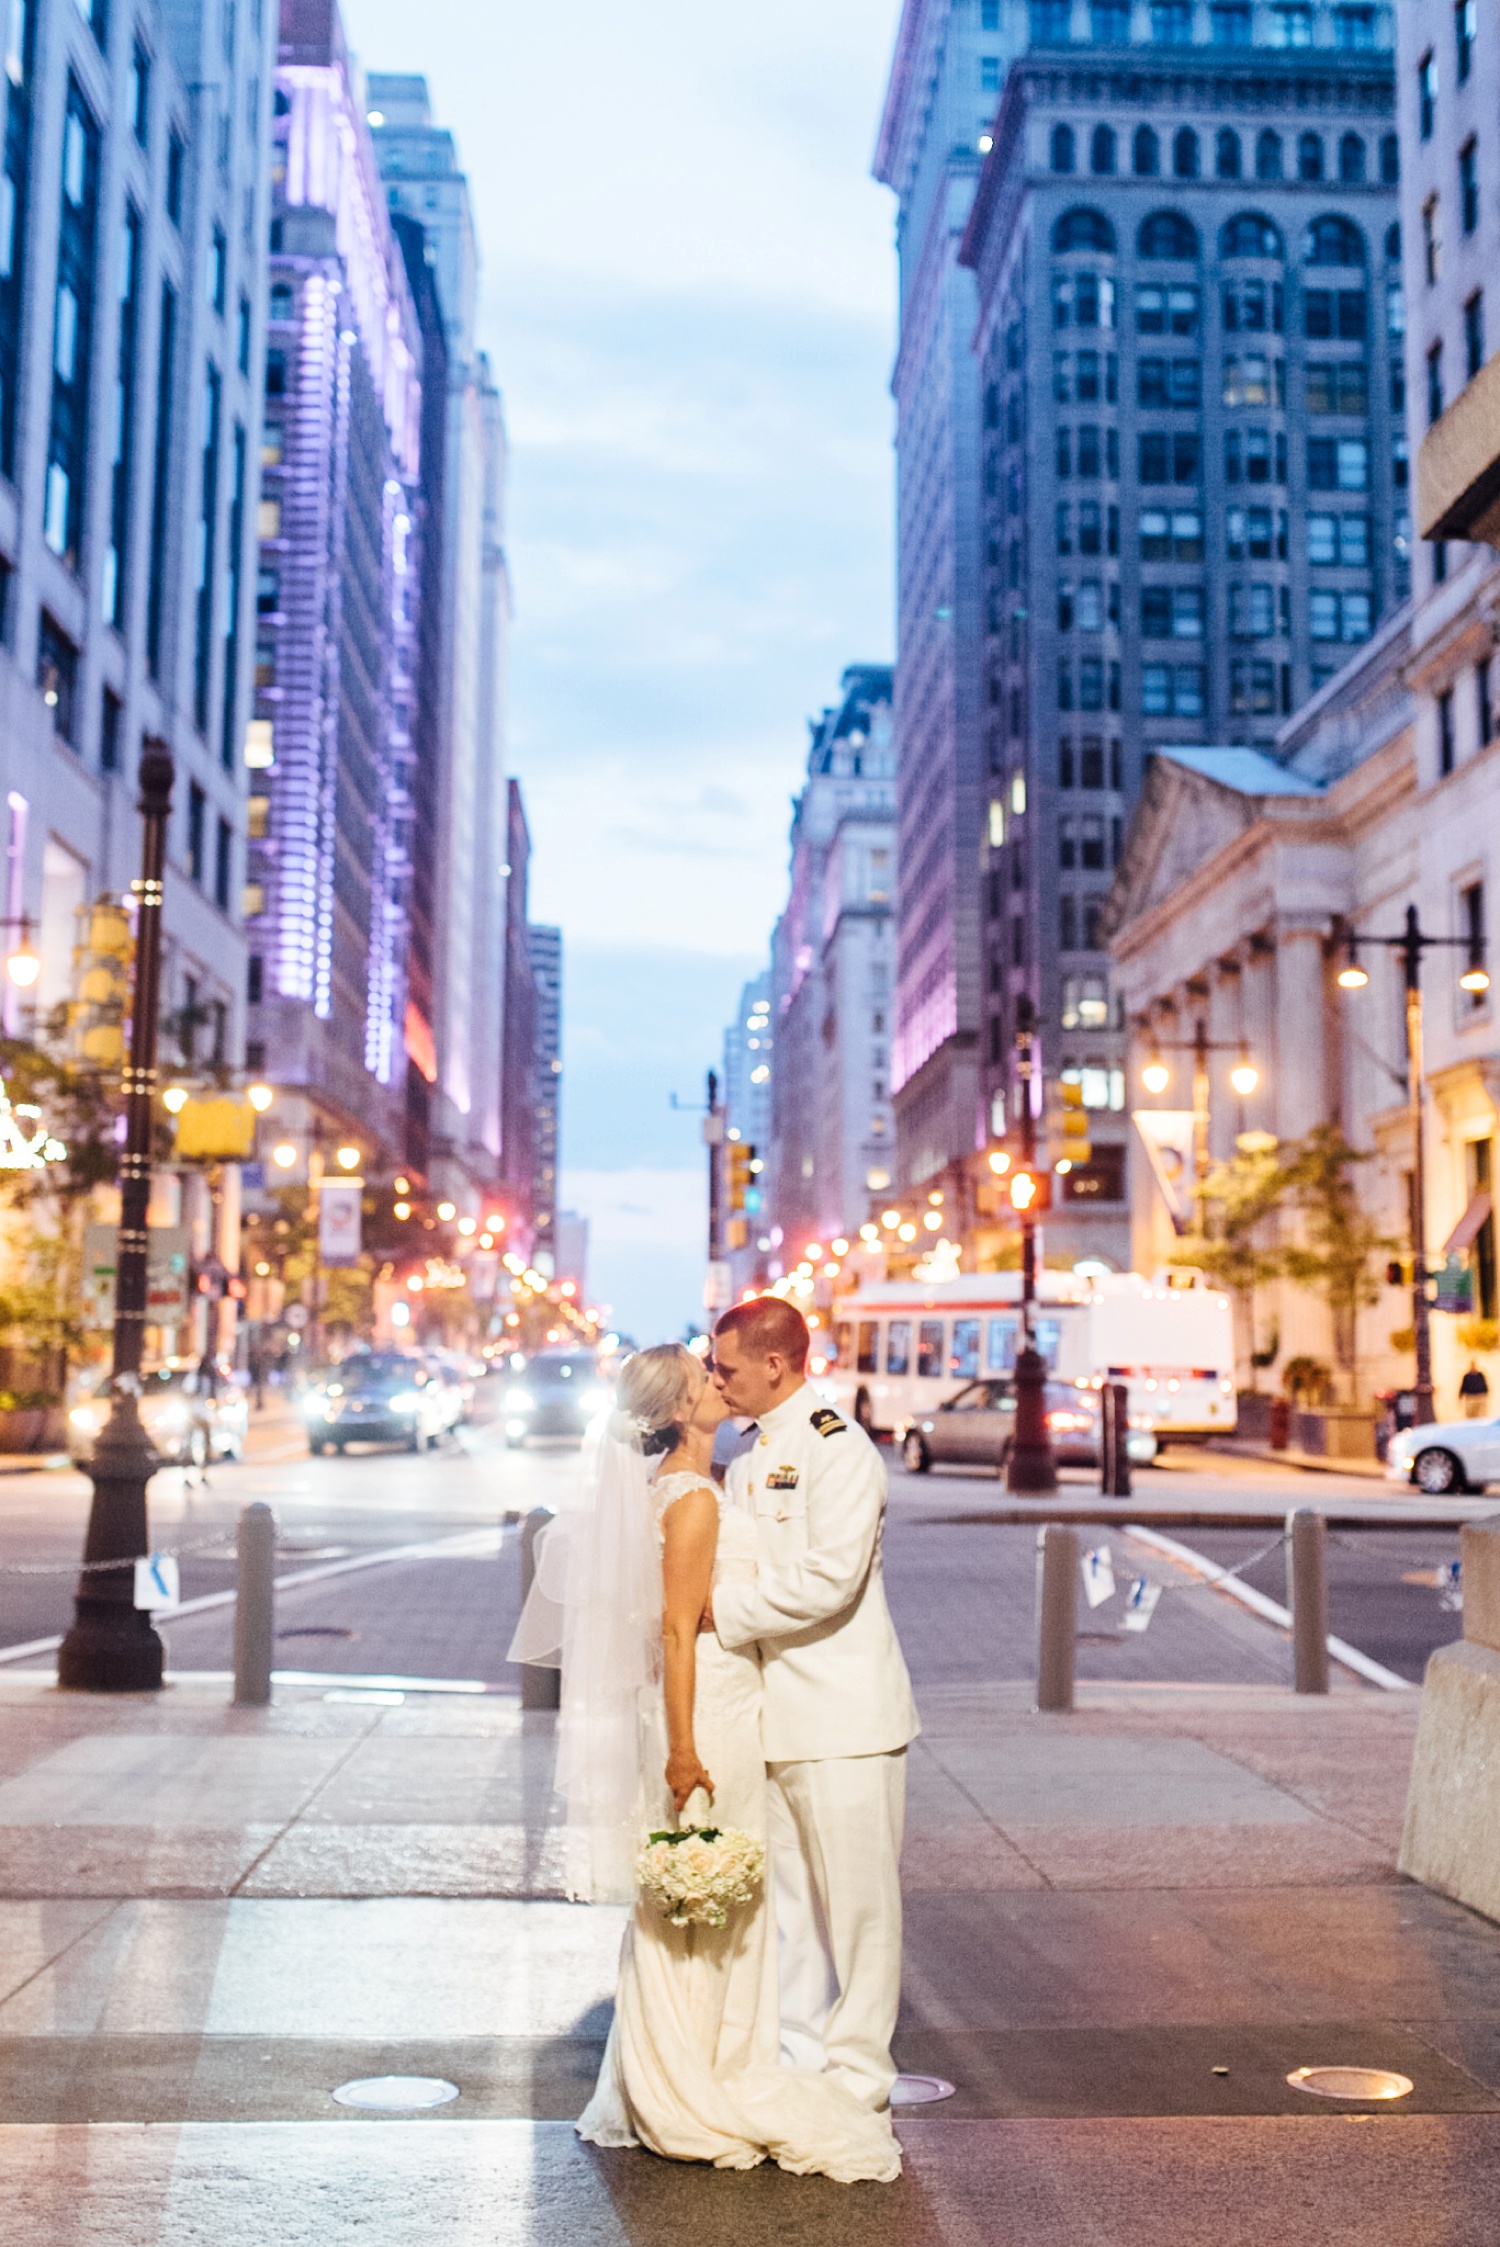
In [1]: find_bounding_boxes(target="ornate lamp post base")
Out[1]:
[56,1403,165,1693]
[1007,1344,1058,1495]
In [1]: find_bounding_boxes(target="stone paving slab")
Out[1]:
[5,2116,1500,2247]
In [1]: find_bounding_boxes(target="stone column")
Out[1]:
[1274,923,1331,1140]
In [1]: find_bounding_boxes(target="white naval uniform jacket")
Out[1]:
[712,1385,920,1765]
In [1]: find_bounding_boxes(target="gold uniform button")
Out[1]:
[758,1434,769,1446]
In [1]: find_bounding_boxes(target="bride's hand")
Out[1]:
[666,1749,714,1815]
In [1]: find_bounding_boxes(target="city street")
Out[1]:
[0,1393,1488,1693]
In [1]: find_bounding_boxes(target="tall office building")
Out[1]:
[876,1,1032,1195]
[0,0,272,1063]
[765,666,898,1265]
[243,0,422,1165]
[527,921,561,1269]
[957,4,1398,1265]
[721,971,773,1298]
[368,76,510,1209]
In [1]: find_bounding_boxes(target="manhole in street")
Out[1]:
[890,2073,956,2106]
[1286,2066,1414,2102]
[332,2076,460,2111]
[278,1626,358,1640]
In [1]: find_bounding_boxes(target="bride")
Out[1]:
[510,1342,900,2183]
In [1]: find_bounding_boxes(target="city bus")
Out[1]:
[820,1270,1236,1445]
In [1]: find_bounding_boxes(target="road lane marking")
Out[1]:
[1125,1523,1413,1691]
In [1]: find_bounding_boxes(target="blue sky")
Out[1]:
[343,0,902,1336]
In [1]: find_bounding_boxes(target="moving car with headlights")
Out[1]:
[69,1363,248,1468]
[302,1355,452,1455]
[900,1376,1158,1476]
[503,1351,610,1446]
[1385,1412,1500,1495]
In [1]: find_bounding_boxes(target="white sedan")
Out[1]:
[1386,1416,1500,1495]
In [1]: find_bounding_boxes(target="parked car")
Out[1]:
[1385,1414,1500,1495]
[900,1377,1157,1475]
[422,1350,476,1426]
[301,1354,452,1455]
[503,1350,611,1446]
[68,1362,248,1468]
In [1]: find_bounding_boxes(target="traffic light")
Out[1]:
[727,1141,759,1212]
[1047,1079,1091,1172]
[1006,1166,1052,1214]
[68,898,133,1070]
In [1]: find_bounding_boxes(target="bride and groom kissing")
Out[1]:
[510,1295,918,2183]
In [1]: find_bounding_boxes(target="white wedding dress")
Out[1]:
[577,1470,901,2182]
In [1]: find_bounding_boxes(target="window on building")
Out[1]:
[1479,657,1494,748]
[1133,125,1159,177]
[1173,128,1199,180]
[187,780,205,882]
[1137,209,1199,259]
[194,363,221,733]
[1306,215,1366,268]
[1141,585,1204,637]
[1419,53,1437,141]
[214,817,232,911]
[1223,276,1283,334]
[1211,3,1252,42]
[208,226,226,314]
[1305,361,1366,414]
[166,130,184,223]
[1333,4,1375,44]
[1269,4,1312,43]
[1135,282,1199,334]
[45,81,100,573]
[76,0,107,49]
[1229,583,1277,638]
[1303,287,1366,339]
[1229,656,1278,713]
[1031,0,1072,37]
[1091,124,1116,176]
[1466,293,1485,382]
[1061,976,1110,1029]
[1255,131,1282,181]
[1222,212,1283,261]
[1140,507,1203,560]
[1216,128,1241,180]
[1306,512,1370,566]
[1151,1,1192,39]
[1141,663,1203,716]
[980,55,1001,92]
[100,684,121,773]
[1298,133,1323,184]
[1138,356,1201,407]
[1460,140,1479,237]
[1439,688,1456,775]
[1427,343,1444,426]
[1227,505,1278,559]
[981,0,1000,24]
[1138,430,1200,483]
[1091,2,1131,41]
[1225,354,1275,406]
[129,42,149,142]
[104,201,141,630]
[1052,268,1116,327]
[1462,882,1488,1021]
[146,282,175,676]
[36,613,76,740]
[1226,427,1284,484]
[1338,134,1366,185]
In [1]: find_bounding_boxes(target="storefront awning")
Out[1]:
[1442,1191,1493,1258]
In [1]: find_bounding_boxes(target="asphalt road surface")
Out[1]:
[0,1392,1482,1690]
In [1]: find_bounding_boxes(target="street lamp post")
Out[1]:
[1007,995,1056,1495]
[1140,1018,1261,1202]
[58,744,174,1694]
[1337,903,1490,1428]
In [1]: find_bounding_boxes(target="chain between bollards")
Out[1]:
[519,1508,561,1711]
[1036,1523,1078,1712]
[234,1502,276,1706]
[1287,1507,1331,1695]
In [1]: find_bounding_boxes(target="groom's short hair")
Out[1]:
[715,1297,810,1369]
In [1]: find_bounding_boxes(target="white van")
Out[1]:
[821,1269,1235,1445]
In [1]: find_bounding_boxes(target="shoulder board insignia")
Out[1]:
[810,1408,846,1438]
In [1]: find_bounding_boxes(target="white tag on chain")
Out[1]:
[1081,1544,1115,1608]
[133,1553,180,1611]
[1121,1576,1162,1633]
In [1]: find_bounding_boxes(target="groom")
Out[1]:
[706,1298,918,2112]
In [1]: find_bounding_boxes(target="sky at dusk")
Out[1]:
[342,0,904,1338]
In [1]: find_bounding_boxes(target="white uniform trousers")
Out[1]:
[766,1748,906,2111]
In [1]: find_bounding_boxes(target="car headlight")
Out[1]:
[505,1417,529,1436]
[506,1390,534,1412]
[389,1392,420,1412]
[302,1396,330,1418]
[69,1403,105,1431]
[581,1386,608,1410]
[151,1402,189,1431]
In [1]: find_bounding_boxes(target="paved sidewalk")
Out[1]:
[3,1661,1500,2242]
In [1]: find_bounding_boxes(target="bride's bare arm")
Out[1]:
[661,1486,720,1813]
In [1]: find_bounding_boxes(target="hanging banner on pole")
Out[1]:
[1132,1110,1196,1231]
[318,1181,363,1266]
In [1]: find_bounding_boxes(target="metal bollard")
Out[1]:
[1287,1508,1330,1695]
[1036,1523,1078,1712]
[1099,1382,1132,1498]
[233,1501,276,1707]
[519,1508,561,1711]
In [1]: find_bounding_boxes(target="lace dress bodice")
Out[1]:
[651,1470,757,1584]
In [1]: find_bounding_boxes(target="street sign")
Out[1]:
[82,1225,192,1328]
[318,1180,363,1265]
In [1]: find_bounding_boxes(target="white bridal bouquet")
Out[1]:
[636,1809,765,1931]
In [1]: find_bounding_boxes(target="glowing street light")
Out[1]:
[437,1200,456,1222]
[5,940,39,989]
[1141,1056,1171,1096]
[161,1085,189,1114]
[335,1144,361,1171]
[272,1141,298,1170]
[246,1082,275,1112]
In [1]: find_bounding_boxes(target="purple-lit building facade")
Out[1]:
[243,0,421,1163]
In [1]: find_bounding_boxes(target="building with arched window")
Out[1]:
[951,18,1397,1266]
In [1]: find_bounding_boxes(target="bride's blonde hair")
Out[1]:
[616,1343,704,1456]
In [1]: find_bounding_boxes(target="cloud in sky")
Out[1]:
[341,0,903,1334]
